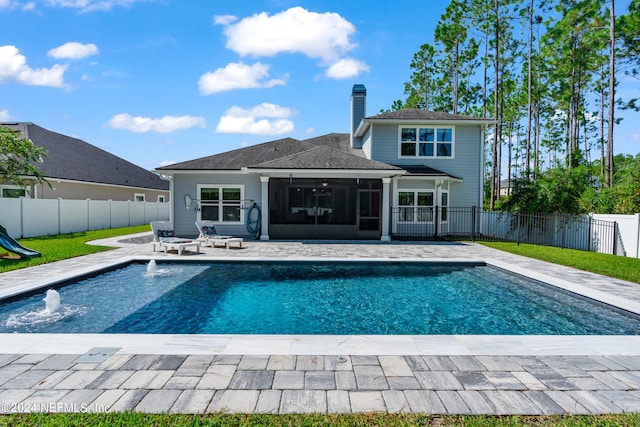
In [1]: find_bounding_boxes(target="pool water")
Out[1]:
[1,261,639,335]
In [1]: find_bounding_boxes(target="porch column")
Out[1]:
[381,177,391,241]
[260,176,270,240]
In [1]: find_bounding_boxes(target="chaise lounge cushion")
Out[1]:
[200,225,217,237]
[157,229,176,238]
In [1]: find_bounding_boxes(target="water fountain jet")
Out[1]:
[43,289,61,315]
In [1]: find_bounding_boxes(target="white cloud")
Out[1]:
[46,0,147,12]
[0,45,67,87]
[107,113,206,133]
[0,0,11,7]
[48,42,98,59]
[0,109,10,121]
[219,7,355,62]
[215,103,294,135]
[213,14,236,26]
[631,133,640,141]
[158,160,177,167]
[216,7,369,80]
[325,58,370,79]
[198,61,286,95]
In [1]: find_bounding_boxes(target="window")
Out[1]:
[399,126,454,158]
[1,187,26,198]
[441,191,449,222]
[398,191,434,222]
[157,195,166,203]
[134,194,145,202]
[198,185,243,223]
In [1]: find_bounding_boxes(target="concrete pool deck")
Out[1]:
[0,235,639,414]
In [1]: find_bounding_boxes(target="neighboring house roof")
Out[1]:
[2,122,168,191]
[158,133,400,172]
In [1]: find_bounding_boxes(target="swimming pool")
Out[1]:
[2,260,639,335]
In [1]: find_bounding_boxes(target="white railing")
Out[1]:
[0,198,170,238]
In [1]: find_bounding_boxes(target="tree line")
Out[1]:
[389,0,639,214]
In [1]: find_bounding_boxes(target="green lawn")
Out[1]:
[479,241,640,284]
[2,413,639,427]
[0,225,150,274]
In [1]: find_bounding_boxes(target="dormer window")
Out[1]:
[399,126,454,158]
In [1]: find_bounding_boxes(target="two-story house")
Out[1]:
[156,85,494,240]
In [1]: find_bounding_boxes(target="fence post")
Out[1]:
[19,196,24,238]
[561,214,566,249]
[613,221,618,255]
[587,216,592,252]
[471,206,476,242]
[434,207,439,240]
[516,212,521,246]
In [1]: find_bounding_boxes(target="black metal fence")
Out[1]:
[390,207,618,254]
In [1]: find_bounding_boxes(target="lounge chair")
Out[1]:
[150,220,201,255]
[195,220,243,249]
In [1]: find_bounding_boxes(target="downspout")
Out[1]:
[480,124,486,209]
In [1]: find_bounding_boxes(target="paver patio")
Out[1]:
[0,234,639,414]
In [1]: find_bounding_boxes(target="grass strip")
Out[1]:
[2,413,640,426]
[479,241,640,284]
[0,225,150,274]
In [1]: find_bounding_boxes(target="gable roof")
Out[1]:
[2,122,169,191]
[158,133,399,172]
[355,109,496,137]
[251,145,401,171]
[366,108,490,121]
[160,138,312,170]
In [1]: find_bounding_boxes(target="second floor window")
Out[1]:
[399,126,454,158]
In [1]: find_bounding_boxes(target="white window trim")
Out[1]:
[197,184,245,224]
[396,188,450,224]
[397,190,435,224]
[397,125,455,159]
[134,193,146,202]
[0,185,29,198]
[440,190,449,224]
[157,195,166,203]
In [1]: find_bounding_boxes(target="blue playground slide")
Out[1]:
[0,225,41,259]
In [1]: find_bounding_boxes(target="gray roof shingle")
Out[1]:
[394,165,462,180]
[365,109,492,122]
[252,145,401,170]
[158,133,398,172]
[160,138,313,170]
[2,122,168,191]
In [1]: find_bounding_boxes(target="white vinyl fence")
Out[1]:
[592,213,640,259]
[0,198,170,238]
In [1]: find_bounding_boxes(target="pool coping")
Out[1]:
[2,255,640,357]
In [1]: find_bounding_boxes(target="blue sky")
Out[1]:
[1,0,638,172]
